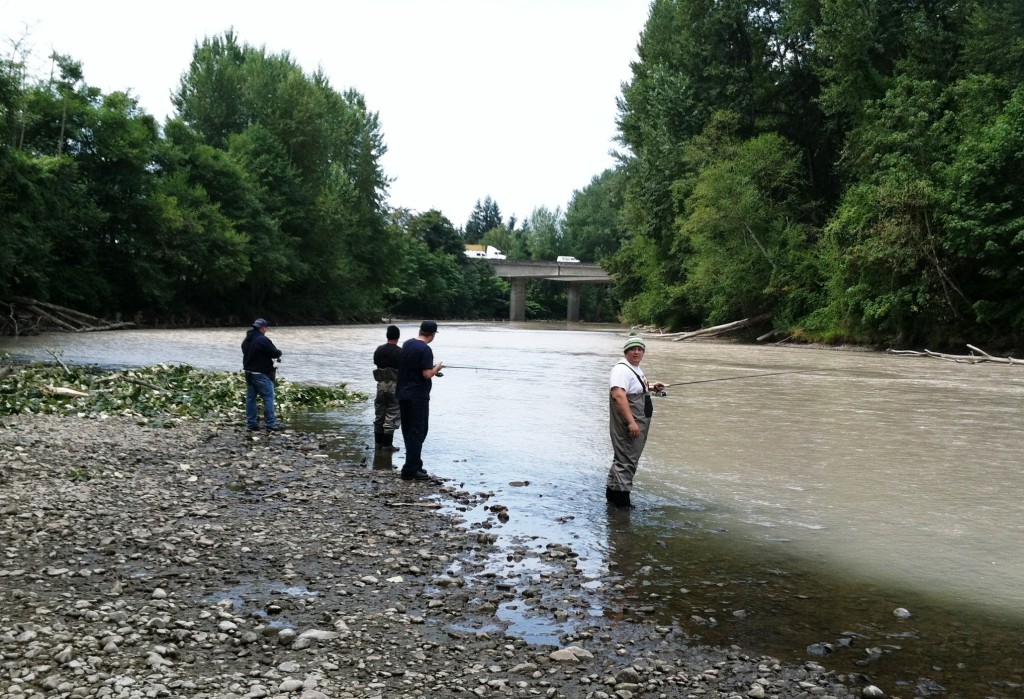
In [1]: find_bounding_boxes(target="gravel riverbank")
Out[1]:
[0,415,874,699]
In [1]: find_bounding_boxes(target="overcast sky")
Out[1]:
[5,0,651,227]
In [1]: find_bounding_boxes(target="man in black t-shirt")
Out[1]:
[395,320,444,480]
[372,325,402,451]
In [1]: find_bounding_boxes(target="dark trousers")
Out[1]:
[399,398,429,475]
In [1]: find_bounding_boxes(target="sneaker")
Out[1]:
[266,424,287,431]
[247,425,260,432]
[400,471,430,481]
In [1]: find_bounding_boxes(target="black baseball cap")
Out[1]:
[419,320,438,334]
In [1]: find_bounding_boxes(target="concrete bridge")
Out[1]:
[487,260,611,321]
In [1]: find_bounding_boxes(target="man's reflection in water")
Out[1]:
[372,448,396,471]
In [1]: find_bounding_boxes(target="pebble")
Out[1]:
[0,414,866,698]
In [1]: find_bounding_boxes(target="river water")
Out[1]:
[3,323,1022,697]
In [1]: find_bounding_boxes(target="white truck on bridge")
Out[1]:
[464,245,506,260]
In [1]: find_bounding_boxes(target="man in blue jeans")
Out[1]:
[396,320,444,480]
[242,318,284,431]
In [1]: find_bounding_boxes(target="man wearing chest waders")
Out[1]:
[607,335,664,508]
[372,325,402,452]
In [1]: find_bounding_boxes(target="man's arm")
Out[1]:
[611,386,640,438]
[264,337,283,359]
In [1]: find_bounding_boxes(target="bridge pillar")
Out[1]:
[509,277,527,322]
[566,282,582,322]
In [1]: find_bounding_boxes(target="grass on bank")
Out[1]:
[0,356,365,425]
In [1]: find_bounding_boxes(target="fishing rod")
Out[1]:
[663,369,816,388]
[438,364,520,373]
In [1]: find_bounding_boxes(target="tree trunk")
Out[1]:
[659,313,773,342]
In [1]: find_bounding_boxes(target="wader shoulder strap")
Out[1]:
[618,361,653,418]
[618,361,648,394]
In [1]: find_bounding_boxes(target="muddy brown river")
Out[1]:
[4,322,1023,697]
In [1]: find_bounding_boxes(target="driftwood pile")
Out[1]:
[0,297,134,336]
[887,344,1021,365]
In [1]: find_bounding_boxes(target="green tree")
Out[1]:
[408,209,463,257]
[957,0,1024,86]
[562,168,627,262]
[75,91,175,313]
[171,30,249,150]
[12,53,168,315]
[523,207,562,261]
[172,33,395,321]
[677,119,819,325]
[157,119,259,313]
[616,0,834,329]
[388,238,463,318]
[821,76,964,346]
[942,84,1024,342]
[464,196,503,243]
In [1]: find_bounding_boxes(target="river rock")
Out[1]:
[0,414,862,699]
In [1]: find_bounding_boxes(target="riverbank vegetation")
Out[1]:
[0,355,363,423]
[3,1,1023,350]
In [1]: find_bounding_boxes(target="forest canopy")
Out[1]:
[4,1,1024,350]
[608,0,1024,350]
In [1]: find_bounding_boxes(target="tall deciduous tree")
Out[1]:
[942,84,1024,343]
[408,209,463,257]
[173,32,396,320]
[524,207,563,261]
[562,168,627,263]
[677,114,818,325]
[615,0,834,329]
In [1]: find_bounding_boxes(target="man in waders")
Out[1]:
[607,335,664,508]
[372,325,402,451]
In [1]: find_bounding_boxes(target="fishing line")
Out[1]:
[440,364,521,373]
[663,369,816,388]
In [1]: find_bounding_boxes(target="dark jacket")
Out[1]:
[242,328,282,373]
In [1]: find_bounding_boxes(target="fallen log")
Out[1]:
[23,303,78,332]
[4,297,135,334]
[756,329,788,342]
[95,375,164,391]
[661,313,773,342]
[887,345,1022,365]
[42,385,91,398]
[384,502,443,509]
